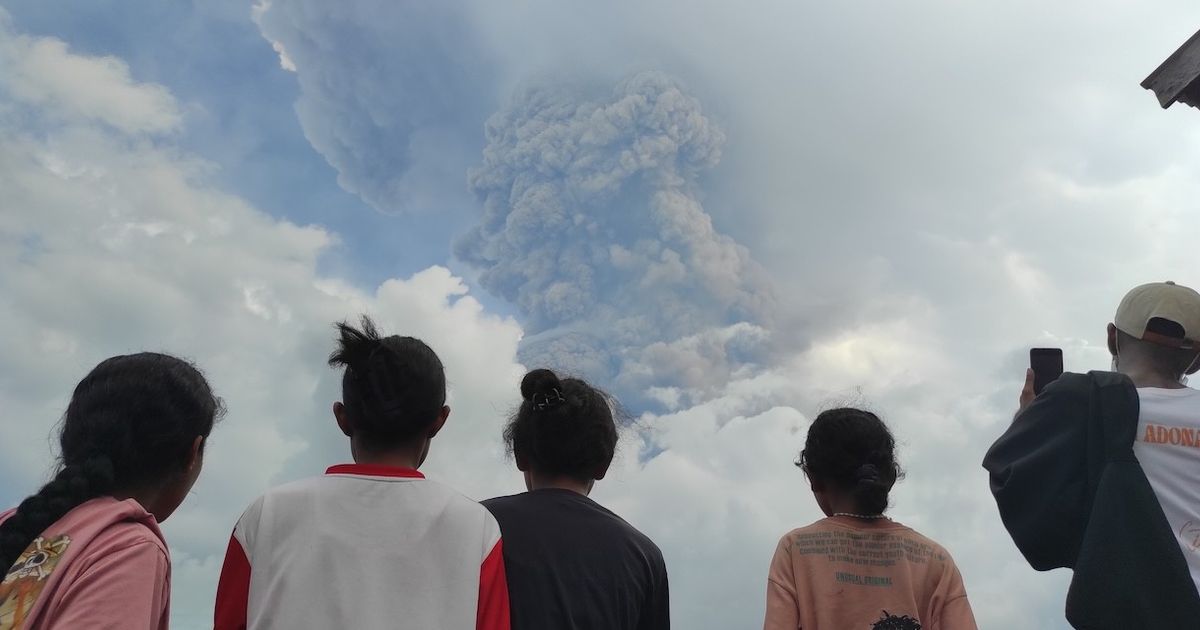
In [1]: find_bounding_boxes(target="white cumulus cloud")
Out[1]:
[0,13,180,134]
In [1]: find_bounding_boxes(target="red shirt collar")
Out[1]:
[325,463,425,479]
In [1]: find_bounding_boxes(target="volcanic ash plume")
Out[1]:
[456,72,776,407]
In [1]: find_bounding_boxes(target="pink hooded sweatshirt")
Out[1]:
[0,497,170,630]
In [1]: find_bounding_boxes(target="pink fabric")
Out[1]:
[0,497,170,630]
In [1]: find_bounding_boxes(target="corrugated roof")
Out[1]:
[1178,79,1200,109]
[1142,29,1200,109]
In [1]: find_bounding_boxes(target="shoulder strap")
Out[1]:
[1083,371,1139,499]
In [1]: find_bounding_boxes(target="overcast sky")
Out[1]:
[3,1,1200,628]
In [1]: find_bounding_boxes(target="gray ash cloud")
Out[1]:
[456,72,776,405]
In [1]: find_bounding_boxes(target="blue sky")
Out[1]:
[3,1,1200,628]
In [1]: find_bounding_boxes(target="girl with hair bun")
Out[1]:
[0,352,221,629]
[214,316,510,630]
[763,408,977,630]
[484,369,670,630]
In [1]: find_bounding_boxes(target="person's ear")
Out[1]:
[187,436,205,474]
[426,405,450,439]
[1107,323,1119,357]
[333,401,353,438]
[514,451,531,472]
[592,455,613,481]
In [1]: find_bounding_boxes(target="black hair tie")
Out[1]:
[532,388,566,411]
[854,464,880,483]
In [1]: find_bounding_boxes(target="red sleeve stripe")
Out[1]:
[214,532,251,630]
[477,539,511,630]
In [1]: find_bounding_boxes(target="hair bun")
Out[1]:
[520,369,562,401]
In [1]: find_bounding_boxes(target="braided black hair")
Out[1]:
[0,352,221,571]
[328,316,446,448]
[503,369,618,480]
[797,408,903,515]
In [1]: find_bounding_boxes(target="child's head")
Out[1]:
[504,369,618,486]
[797,407,902,516]
[328,316,448,462]
[0,352,221,570]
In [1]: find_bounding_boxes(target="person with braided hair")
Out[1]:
[0,352,221,629]
[483,369,670,630]
[214,316,510,630]
[763,408,977,630]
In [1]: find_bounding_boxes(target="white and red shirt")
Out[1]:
[214,464,509,630]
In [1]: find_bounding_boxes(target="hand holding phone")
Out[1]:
[1030,348,1064,395]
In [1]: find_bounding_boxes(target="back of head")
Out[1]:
[328,316,446,449]
[1116,318,1200,381]
[1114,281,1200,379]
[0,352,221,570]
[798,407,902,515]
[504,369,618,480]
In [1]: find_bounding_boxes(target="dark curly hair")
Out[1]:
[871,610,923,630]
[0,352,221,572]
[328,316,446,448]
[503,369,618,480]
[797,408,903,515]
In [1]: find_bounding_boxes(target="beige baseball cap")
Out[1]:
[1114,281,1200,350]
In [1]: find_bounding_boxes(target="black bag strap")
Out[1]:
[1091,370,1140,460]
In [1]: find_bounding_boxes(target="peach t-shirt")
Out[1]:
[764,516,976,630]
[0,497,170,630]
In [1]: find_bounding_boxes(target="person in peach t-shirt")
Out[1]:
[763,408,977,630]
[0,353,221,629]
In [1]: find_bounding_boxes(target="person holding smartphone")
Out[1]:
[984,281,1200,629]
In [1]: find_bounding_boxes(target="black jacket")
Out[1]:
[982,371,1200,629]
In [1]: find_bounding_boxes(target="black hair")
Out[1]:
[328,316,447,449]
[0,352,221,571]
[796,407,903,515]
[1117,317,1199,379]
[503,369,618,480]
[872,610,923,630]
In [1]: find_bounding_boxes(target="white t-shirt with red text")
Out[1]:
[1133,387,1200,593]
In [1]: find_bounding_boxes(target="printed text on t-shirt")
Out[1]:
[792,530,945,568]
[1141,423,1200,447]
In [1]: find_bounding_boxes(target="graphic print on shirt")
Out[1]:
[0,535,72,629]
[872,610,922,629]
[794,528,943,588]
[1179,520,1200,554]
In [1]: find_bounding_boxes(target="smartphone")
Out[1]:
[1030,348,1064,395]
